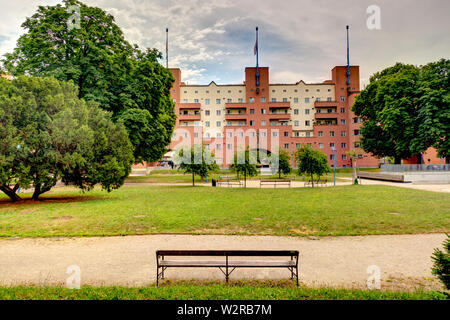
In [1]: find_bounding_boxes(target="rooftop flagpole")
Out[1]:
[255,26,260,91]
[166,27,169,69]
[346,25,350,87]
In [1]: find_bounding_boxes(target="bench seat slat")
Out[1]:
[160,260,296,267]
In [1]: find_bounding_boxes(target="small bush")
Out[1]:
[431,234,450,290]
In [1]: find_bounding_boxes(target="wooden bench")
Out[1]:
[260,180,291,188]
[156,250,299,286]
[217,179,243,187]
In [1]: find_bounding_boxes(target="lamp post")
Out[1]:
[331,146,336,186]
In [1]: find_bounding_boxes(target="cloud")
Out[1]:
[1,0,449,85]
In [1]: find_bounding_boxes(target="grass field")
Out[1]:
[0,281,447,300]
[0,185,448,238]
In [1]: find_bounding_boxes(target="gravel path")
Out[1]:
[0,233,446,290]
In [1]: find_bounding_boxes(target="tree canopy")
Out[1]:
[230,148,258,187]
[2,0,175,163]
[0,76,133,201]
[271,149,291,178]
[353,59,449,163]
[295,145,330,187]
[177,145,219,186]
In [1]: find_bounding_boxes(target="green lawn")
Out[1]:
[0,281,447,300]
[0,185,448,237]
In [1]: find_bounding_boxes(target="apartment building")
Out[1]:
[168,65,379,168]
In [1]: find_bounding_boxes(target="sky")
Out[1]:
[0,0,449,86]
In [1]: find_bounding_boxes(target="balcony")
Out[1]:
[178,114,201,121]
[314,101,338,108]
[178,103,201,110]
[225,103,247,109]
[268,101,290,109]
[314,112,338,119]
[314,119,338,126]
[269,113,290,120]
[225,113,247,120]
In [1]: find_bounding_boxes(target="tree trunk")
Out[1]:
[32,184,41,201]
[244,172,246,188]
[394,156,401,165]
[0,184,22,202]
[352,160,357,184]
[416,154,422,165]
[192,173,195,186]
[311,173,314,188]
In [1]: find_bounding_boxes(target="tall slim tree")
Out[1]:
[230,148,258,188]
[2,0,175,163]
[295,145,330,187]
[177,145,219,186]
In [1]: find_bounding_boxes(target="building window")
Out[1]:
[282,98,288,102]
[216,110,221,116]
[342,154,347,160]
[271,98,277,102]
[284,131,289,137]
[306,132,311,137]
[330,143,335,148]
[172,98,176,103]
[330,154,335,160]
[238,98,243,103]
[341,143,347,148]
[261,120,266,126]
[316,97,321,102]
[261,97,266,102]
[216,132,222,138]
[319,143,324,149]
[284,144,289,149]
[305,109,310,115]
[227,132,233,138]
[294,98,299,103]
[294,109,299,115]
[354,130,360,135]
[205,121,210,127]
[204,132,210,138]
[227,144,232,150]
[340,108,345,113]
[305,120,310,126]
[330,131,335,137]
[227,98,232,103]
[205,99,210,105]
[305,98,310,103]
[341,131,346,137]
[249,97,255,103]
[327,97,332,102]
[183,99,188,103]
[354,142,361,148]
[227,121,232,126]
[261,109,266,114]
[216,144,221,150]
[294,121,299,126]
[340,96,345,102]
[250,120,255,126]
[273,131,278,137]
[216,121,221,127]
[205,110,210,116]
[194,99,199,103]
[250,109,254,114]
[340,119,346,125]
[261,132,267,137]
[354,117,362,123]
[296,143,301,148]
[216,99,221,104]
[194,132,198,138]
[318,131,323,137]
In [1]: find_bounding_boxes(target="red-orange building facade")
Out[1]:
[168,65,379,168]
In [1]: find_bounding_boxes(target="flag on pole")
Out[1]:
[254,33,258,55]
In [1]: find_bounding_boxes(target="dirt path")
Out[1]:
[0,233,446,290]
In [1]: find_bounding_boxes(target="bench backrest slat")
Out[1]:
[157,250,298,257]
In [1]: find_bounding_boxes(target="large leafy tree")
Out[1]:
[230,148,258,187]
[412,59,450,160]
[295,145,330,187]
[0,76,133,201]
[177,145,219,186]
[353,60,449,164]
[353,63,421,164]
[2,0,175,163]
